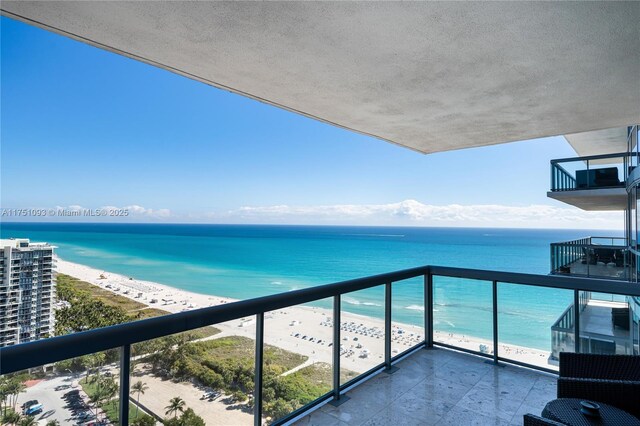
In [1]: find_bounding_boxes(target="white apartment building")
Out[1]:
[0,238,55,347]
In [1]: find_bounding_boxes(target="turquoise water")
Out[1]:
[0,223,616,350]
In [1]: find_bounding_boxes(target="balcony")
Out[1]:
[550,236,629,280]
[295,348,555,425]
[547,152,630,210]
[551,291,633,360]
[1,265,639,426]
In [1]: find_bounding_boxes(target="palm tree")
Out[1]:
[96,376,118,420]
[7,380,26,412]
[164,396,185,419]
[46,421,61,426]
[0,379,9,417]
[18,415,38,426]
[2,411,20,425]
[88,391,104,420]
[130,381,149,418]
[88,352,106,381]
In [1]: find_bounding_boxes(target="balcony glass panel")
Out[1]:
[0,351,126,426]
[578,291,635,355]
[391,276,424,356]
[550,238,628,280]
[133,321,250,425]
[550,152,628,192]
[340,285,385,385]
[433,277,492,355]
[263,298,334,424]
[497,283,572,371]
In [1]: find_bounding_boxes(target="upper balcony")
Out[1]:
[547,152,630,210]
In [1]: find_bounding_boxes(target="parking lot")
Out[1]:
[16,373,103,425]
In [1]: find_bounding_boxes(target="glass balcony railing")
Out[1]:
[550,236,630,280]
[1,266,640,426]
[550,152,632,192]
[551,289,636,360]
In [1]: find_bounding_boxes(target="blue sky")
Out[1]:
[0,17,621,228]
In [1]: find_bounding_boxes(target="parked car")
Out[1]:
[77,411,96,421]
[21,399,38,412]
[25,403,43,416]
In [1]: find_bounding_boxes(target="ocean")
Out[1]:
[0,222,616,351]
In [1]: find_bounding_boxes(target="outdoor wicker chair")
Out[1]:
[523,413,566,425]
[558,352,640,419]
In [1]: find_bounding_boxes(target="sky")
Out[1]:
[0,17,623,229]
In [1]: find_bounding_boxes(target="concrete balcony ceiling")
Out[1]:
[2,1,639,154]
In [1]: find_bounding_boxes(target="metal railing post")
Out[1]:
[384,282,398,373]
[254,313,264,426]
[119,344,131,426]
[330,295,349,406]
[492,281,499,364]
[424,272,434,348]
[574,290,581,353]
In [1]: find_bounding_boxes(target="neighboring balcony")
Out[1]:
[551,291,634,361]
[550,236,630,280]
[547,152,630,210]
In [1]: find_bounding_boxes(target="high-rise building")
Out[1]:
[0,238,55,347]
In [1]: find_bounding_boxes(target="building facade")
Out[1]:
[0,238,55,347]
[549,125,640,359]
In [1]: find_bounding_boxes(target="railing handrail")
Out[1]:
[550,151,633,165]
[551,162,576,181]
[550,303,574,331]
[551,236,626,246]
[0,265,426,373]
[2,264,640,375]
[551,242,626,250]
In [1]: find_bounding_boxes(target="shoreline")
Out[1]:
[55,257,553,368]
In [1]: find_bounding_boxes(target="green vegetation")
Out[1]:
[163,407,205,426]
[131,416,156,426]
[130,380,149,419]
[164,396,186,419]
[143,335,357,422]
[56,274,222,335]
[51,275,361,424]
[130,415,156,426]
[56,274,219,337]
[0,373,28,419]
[80,375,118,419]
[17,415,38,426]
[1,409,20,426]
[80,375,153,425]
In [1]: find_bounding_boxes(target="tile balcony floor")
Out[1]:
[293,347,556,426]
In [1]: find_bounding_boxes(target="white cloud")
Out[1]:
[229,199,622,229]
[6,200,622,229]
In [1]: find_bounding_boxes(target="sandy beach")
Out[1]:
[54,257,554,424]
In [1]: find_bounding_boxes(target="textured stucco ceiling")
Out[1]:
[565,127,631,158]
[2,1,639,154]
